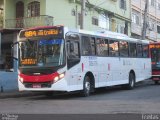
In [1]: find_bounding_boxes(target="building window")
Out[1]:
[132,13,140,25]
[157,26,160,34]
[157,3,160,10]
[149,19,156,31]
[78,13,81,25]
[71,9,76,16]
[92,17,98,26]
[150,0,155,7]
[120,0,126,10]
[28,1,40,17]
[99,14,109,29]
[16,1,24,18]
[120,25,125,34]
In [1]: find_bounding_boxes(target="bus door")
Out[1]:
[66,33,81,88]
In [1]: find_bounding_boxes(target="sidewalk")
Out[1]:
[0,91,43,99]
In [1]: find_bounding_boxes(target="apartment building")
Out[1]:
[0,0,3,28]
[0,0,131,71]
[131,0,160,41]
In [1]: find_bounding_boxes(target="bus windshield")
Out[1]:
[151,48,160,69]
[19,38,65,67]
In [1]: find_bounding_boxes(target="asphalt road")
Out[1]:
[0,80,160,115]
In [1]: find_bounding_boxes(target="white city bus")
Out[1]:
[17,25,151,96]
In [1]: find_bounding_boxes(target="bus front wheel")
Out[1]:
[82,76,91,97]
[154,81,159,85]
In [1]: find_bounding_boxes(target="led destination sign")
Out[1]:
[149,44,160,49]
[20,27,63,38]
[21,59,37,65]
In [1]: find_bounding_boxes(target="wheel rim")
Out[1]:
[130,78,134,87]
[130,74,135,88]
[85,81,90,94]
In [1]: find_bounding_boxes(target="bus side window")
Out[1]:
[67,41,80,59]
[96,38,108,56]
[81,36,92,55]
[109,40,119,57]
[67,41,80,69]
[143,44,149,58]
[119,40,129,57]
[129,42,137,57]
[137,44,143,57]
[90,37,96,55]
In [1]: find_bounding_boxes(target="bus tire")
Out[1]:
[154,81,159,85]
[126,73,135,90]
[82,76,91,97]
[44,91,54,97]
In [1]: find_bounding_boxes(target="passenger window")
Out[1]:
[119,41,129,57]
[81,36,92,55]
[109,40,119,57]
[143,44,149,58]
[137,44,143,57]
[129,43,137,57]
[90,37,96,55]
[96,38,108,56]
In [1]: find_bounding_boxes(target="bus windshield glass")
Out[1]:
[19,38,65,67]
[151,47,160,69]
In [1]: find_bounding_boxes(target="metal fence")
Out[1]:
[5,15,54,29]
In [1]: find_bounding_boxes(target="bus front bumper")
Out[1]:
[152,75,160,81]
[18,78,68,92]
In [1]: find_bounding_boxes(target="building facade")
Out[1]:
[131,0,160,41]
[4,0,131,34]
[0,0,131,71]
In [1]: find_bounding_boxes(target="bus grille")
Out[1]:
[24,82,52,88]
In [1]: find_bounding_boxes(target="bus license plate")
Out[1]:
[33,84,41,88]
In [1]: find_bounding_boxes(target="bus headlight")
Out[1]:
[59,73,65,79]
[54,76,59,82]
[53,72,65,83]
[18,76,24,83]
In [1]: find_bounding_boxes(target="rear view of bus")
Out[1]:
[149,43,160,84]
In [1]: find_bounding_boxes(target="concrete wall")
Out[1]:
[0,72,18,92]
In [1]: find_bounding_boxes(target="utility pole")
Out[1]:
[141,0,149,40]
[80,0,86,29]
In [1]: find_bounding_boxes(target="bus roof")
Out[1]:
[78,28,149,44]
[149,42,160,45]
[19,25,149,44]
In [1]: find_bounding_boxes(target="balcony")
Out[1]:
[5,15,54,29]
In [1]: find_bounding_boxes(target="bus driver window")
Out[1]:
[67,42,78,59]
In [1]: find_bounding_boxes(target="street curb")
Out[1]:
[0,79,153,99]
[0,91,43,99]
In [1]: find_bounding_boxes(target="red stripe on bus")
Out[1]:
[19,72,59,83]
[82,63,84,72]
[108,64,110,71]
